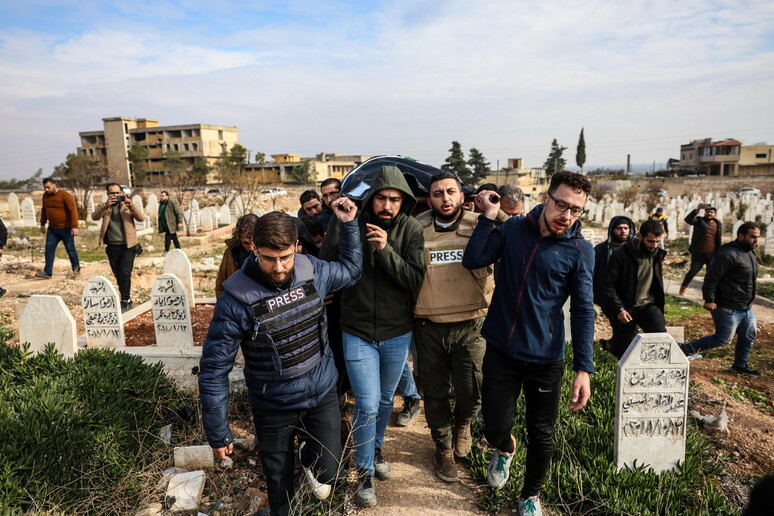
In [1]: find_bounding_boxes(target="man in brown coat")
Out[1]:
[92,183,145,312]
[37,177,80,278]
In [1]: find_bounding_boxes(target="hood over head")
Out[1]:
[607,215,636,243]
[361,165,417,217]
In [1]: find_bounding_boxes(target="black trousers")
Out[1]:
[164,230,181,252]
[482,344,564,499]
[681,251,715,288]
[252,389,342,516]
[607,303,666,358]
[105,244,136,301]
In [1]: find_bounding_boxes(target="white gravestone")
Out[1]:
[163,249,196,307]
[146,194,159,226]
[8,193,20,220]
[189,199,200,234]
[21,197,36,226]
[151,274,193,348]
[18,295,78,357]
[200,207,215,232]
[87,195,95,217]
[219,204,231,226]
[764,226,774,257]
[81,276,124,348]
[732,220,743,238]
[615,333,689,473]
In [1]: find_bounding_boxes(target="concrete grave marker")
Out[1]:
[151,273,193,348]
[200,207,215,232]
[8,193,19,220]
[21,197,36,226]
[19,295,78,357]
[615,333,689,473]
[219,204,231,226]
[163,249,196,307]
[765,225,774,257]
[87,194,95,217]
[81,276,124,348]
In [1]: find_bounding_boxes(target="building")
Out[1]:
[78,117,240,185]
[484,158,548,188]
[244,153,371,184]
[678,138,774,176]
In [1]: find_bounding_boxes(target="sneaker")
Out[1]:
[729,364,762,376]
[373,447,391,480]
[434,447,459,482]
[121,300,133,313]
[454,422,472,458]
[35,271,52,279]
[298,442,331,500]
[396,397,421,427]
[487,435,516,489]
[518,495,543,516]
[679,286,687,296]
[72,267,81,276]
[0,288,6,300]
[354,472,377,507]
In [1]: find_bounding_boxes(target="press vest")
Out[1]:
[414,210,493,323]
[244,258,327,381]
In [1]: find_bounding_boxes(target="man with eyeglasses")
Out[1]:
[199,199,361,516]
[463,171,595,516]
[318,178,341,231]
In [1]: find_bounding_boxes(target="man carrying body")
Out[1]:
[497,184,525,217]
[599,219,667,359]
[91,183,146,312]
[681,222,761,376]
[679,203,722,295]
[318,178,341,231]
[414,171,493,482]
[36,177,80,279]
[199,199,361,516]
[462,171,594,516]
[158,191,184,252]
[320,165,424,507]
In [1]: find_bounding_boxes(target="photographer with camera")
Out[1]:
[92,183,146,312]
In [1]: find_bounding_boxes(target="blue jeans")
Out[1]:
[397,336,421,400]
[682,307,757,368]
[44,228,80,276]
[343,331,412,475]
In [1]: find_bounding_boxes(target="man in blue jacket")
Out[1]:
[199,198,361,516]
[463,171,595,516]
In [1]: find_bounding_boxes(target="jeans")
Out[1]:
[682,307,757,368]
[105,244,137,301]
[343,331,411,475]
[482,344,564,499]
[252,389,342,516]
[44,227,80,276]
[396,336,421,400]
[681,252,715,288]
[164,231,180,252]
[607,303,666,359]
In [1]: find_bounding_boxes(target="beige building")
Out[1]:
[78,117,240,185]
[244,153,371,184]
[678,138,774,176]
[484,158,548,188]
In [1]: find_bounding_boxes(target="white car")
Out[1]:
[738,188,761,196]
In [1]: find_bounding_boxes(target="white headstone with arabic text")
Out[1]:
[151,274,193,348]
[81,276,124,348]
[615,333,688,473]
[21,197,36,226]
[8,193,20,220]
[163,249,196,307]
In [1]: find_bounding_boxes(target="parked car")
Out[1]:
[206,188,226,195]
[738,187,761,196]
[120,185,131,195]
[261,188,287,195]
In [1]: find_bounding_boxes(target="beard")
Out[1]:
[367,209,397,230]
[434,204,462,223]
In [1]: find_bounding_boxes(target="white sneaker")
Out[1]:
[517,495,543,516]
[298,441,331,500]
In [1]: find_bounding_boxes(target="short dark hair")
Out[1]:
[655,207,663,213]
[320,178,341,190]
[429,171,461,190]
[232,213,260,240]
[497,184,524,206]
[640,219,664,237]
[705,206,716,212]
[547,171,591,196]
[42,177,58,186]
[253,211,298,249]
[738,221,759,237]
[160,190,170,196]
[105,182,121,192]
[299,190,320,205]
[475,183,497,194]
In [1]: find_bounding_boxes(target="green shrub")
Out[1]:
[0,343,182,513]
[468,347,738,515]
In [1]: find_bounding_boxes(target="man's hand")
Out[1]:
[365,223,388,252]
[40,225,45,234]
[697,203,706,211]
[212,443,233,460]
[568,371,591,411]
[331,196,357,222]
[617,309,632,323]
[473,191,499,220]
[703,302,717,311]
[71,228,79,236]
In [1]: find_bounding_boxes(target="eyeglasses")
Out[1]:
[257,252,295,266]
[547,192,585,217]
[321,191,340,200]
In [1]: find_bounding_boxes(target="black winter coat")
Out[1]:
[702,240,758,310]
[600,239,666,314]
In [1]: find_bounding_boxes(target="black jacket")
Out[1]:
[702,240,758,310]
[593,215,635,305]
[600,239,666,314]
[685,210,722,253]
[0,218,7,248]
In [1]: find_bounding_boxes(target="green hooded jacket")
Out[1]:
[320,165,425,342]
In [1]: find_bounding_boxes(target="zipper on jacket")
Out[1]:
[508,233,543,343]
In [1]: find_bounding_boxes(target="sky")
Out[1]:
[1,0,773,181]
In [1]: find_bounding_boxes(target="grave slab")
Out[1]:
[163,249,196,307]
[151,273,194,348]
[81,276,124,347]
[19,295,78,357]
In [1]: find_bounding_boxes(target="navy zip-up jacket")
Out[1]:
[462,204,595,373]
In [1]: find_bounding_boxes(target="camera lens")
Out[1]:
[489,194,500,203]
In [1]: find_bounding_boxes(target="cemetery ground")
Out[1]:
[0,214,772,514]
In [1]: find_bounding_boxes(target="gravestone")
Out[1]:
[163,249,196,307]
[732,220,743,238]
[81,276,124,348]
[8,193,19,220]
[151,273,193,348]
[101,191,108,203]
[615,333,689,473]
[18,295,78,357]
[21,197,36,226]
[146,194,159,226]
[189,199,200,233]
[200,207,215,232]
[87,194,95,217]
[765,226,774,257]
[219,204,231,226]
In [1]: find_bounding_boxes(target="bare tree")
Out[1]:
[54,153,113,219]
[617,185,640,211]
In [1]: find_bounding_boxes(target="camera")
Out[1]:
[489,194,500,203]
[116,195,126,202]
